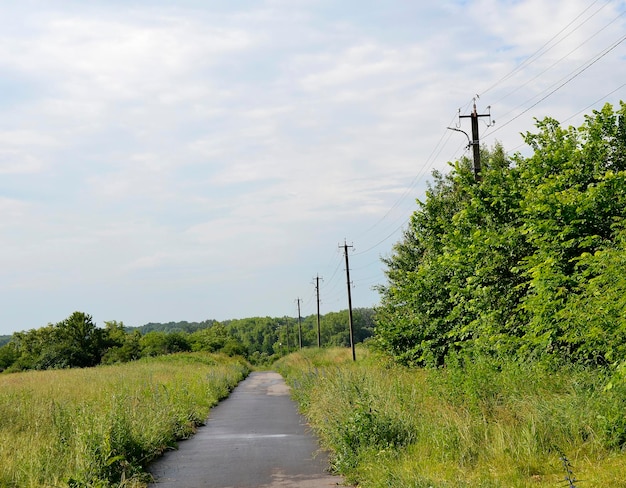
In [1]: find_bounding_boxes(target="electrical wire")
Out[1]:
[356,101,473,241]
[296,2,626,314]
[485,32,626,137]
[562,82,626,122]
[491,7,626,107]
[479,0,609,97]
[320,253,343,289]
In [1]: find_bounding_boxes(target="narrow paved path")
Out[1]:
[148,371,345,488]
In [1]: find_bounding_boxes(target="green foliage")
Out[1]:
[100,322,142,365]
[328,379,415,473]
[221,310,374,363]
[189,323,231,352]
[319,308,375,347]
[135,319,218,334]
[1,308,375,372]
[189,323,247,357]
[224,316,291,357]
[0,353,248,488]
[9,312,105,370]
[278,348,626,487]
[139,331,191,357]
[0,342,19,370]
[376,102,626,367]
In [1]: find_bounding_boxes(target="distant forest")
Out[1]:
[0,308,375,371]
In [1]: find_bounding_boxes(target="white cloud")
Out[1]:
[0,130,59,174]
[0,197,30,222]
[0,0,624,332]
[0,150,44,175]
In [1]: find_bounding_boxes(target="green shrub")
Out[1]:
[278,348,626,487]
[0,352,248,488]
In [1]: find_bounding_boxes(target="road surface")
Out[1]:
[148,371,345,488]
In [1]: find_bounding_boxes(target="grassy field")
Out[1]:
[276,347,626,488]
[0,352,248,488]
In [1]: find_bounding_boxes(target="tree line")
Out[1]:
[0,308,374,372]
[375,102,626,368]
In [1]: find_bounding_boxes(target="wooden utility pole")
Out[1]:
[340,240,356,361]
[314,275,322,348]
[459,100,492,181]
[296,297,303,350]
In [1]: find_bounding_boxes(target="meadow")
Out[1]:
[0,353,248,488]
[276,347,626,488]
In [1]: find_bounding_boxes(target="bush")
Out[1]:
[278,348,626,487]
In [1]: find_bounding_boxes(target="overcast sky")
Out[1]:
[0,0,624,335]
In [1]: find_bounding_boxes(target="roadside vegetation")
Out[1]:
[0,103,623,488]
[275,104,626,487]
[0,308,374,372]
[376,102,626,369]
[276,347,626,487]
[0,352,248,488]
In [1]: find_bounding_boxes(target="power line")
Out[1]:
[320,253,343,290]
[504,82,626,156]
[353,218,409,256]
[485,32,626,137]
[350,259,383,271]
[298,5,625,314]
[356,104,471,241]
[491,7,626,107]
[479,0,609,97]
[313,275,322,347]
[562,82,626,122]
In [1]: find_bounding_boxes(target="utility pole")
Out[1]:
[296,297,303,350]
[458,99,492,182]
[314,275,322,348]
[340,240,356,361]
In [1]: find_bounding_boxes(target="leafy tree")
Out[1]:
[138,319,218,334]
[375,147,526,365]
[317,309,375,347]
[0,342,19,371]
[7,312,105,369]
[556,225,626,364]
[100,321,142,364]
[190,323,231,352]
[224,317,280,355]
[376,102,626,367]
[139,331,191,357]
[517,103,626,362]
[11,324,60,370]
[53,311,105,368]
[221,338,248,357]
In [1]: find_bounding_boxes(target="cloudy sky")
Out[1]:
[0,0,624,335]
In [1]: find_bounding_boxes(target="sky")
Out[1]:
[0,0,624,335]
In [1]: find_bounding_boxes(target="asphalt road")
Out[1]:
[148,371,345,488]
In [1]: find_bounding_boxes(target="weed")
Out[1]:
[278,347,626,487]
[0,352,248,487]
[560,453,577,488]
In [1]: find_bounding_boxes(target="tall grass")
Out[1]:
[0,352,248,488]
[276,347,626,487]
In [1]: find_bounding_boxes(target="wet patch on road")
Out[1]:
[258,468,344,487]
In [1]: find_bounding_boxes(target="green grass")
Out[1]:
[275,347,626,487]
[0,352,249,488]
